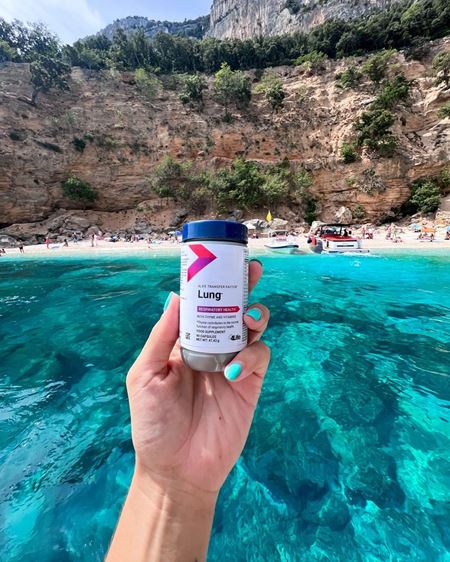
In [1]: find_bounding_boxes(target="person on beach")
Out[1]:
[45,237,50,249]
[106,260,270,562]
[19,244,24,253]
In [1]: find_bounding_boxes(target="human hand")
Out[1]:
[126,260,270,500]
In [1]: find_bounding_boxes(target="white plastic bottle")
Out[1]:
[180,220,248,372]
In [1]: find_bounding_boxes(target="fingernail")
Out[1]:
[250,258,263,267]
[246,308,262,322]
[224,363,242,381]
[163,292,173,311]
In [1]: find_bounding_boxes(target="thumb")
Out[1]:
[134,292,180,375]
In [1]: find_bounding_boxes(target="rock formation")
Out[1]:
[207,0,403,39]
[1,39,449,244]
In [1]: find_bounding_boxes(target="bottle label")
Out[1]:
[180,242,248,353]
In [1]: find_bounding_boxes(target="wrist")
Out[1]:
[132,461,219,519]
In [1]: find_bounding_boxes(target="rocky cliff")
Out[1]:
[1,39,449,244]
[207,0,403,39]
[97,15,209,40]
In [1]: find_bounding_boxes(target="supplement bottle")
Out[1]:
[180,220,248,372]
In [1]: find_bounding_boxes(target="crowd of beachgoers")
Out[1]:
[1,219,449,257]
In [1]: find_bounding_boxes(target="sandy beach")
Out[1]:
[2,231,449,258]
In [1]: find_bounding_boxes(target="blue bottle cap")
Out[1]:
[182,220,248,243]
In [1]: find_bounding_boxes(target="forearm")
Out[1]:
[106,464,217,562]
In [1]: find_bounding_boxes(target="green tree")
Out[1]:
[209,159,262,210]
[336,65,362,89]
[151,156,195,202]
[355,109,397,157]
[0,38,18,62]
[178,73,208,105]
[260,172,289,207]
[294,50,327,71]
[410,181,441,213]
[30,55,71,104]
[293,169,313,192]
[135,68,161,100]
[62,175,97,208]
[371,74,411,110]
[361,49,396,85]
[291,169,317,223]
[212,63,251,114]
[433,51,450,88]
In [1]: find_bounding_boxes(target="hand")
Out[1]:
[126,260,270,499]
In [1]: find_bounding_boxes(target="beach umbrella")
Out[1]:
[175,230,182,236]
[266,210,272,222]
[446,226,450,232]
[245,223,256,230]
[409,223,421,231]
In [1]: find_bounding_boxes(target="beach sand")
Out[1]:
[2,231,449,258]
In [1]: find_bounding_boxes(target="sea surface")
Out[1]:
[1,251,449,561]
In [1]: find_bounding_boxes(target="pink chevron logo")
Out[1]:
[187,244,217,282]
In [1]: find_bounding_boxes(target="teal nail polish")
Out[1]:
[163,292,173,312]
[246,308,262,322]
[224,363,242,381]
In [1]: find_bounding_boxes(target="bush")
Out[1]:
[212,63,251,110]
[432,51,450,88]
[340,142,359,163]
[261,172,290,207]
[293,169,313,191]
[190,186,210,213]
[95,134,120,150]
[151,156,194,202]
[62,175,97,207]
[254,72,286,111]
[135,68,161,99]
[371,74,411,110]
[355,109,396,156]
[336,65,362,89]
[352,204,366,220]
[410,181,441,213]
[437,167,450,190]
[178,73,208,105]
[72,137,86,152]
[294,50,327,70]
[292,169,317,223]
[438,102,450,118]
[285,0,301,15]
[361,49,396,85]
[209,159,262,210]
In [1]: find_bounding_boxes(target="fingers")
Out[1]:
[131,292,180,376]
[224,340,271,383]
[248,259,262,295]
[244,304,270,344]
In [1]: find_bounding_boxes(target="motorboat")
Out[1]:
[307,224,369,254]
[264,230,300,254]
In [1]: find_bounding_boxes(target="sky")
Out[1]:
[0,0,212,44]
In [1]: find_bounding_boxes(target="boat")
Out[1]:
[307,224,369,254]
[264,230,301,254]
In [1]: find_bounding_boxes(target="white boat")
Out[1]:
[264,230,301,254]
[307,224,369,254]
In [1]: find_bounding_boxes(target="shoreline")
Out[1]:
[1,236,449,259]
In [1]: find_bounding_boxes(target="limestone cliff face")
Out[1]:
[1,39,449,241]
[207,0,402,39]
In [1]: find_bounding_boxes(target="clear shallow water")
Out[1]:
[1,252,449,561]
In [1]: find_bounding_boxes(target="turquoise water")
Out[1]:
[1,252,450,561]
